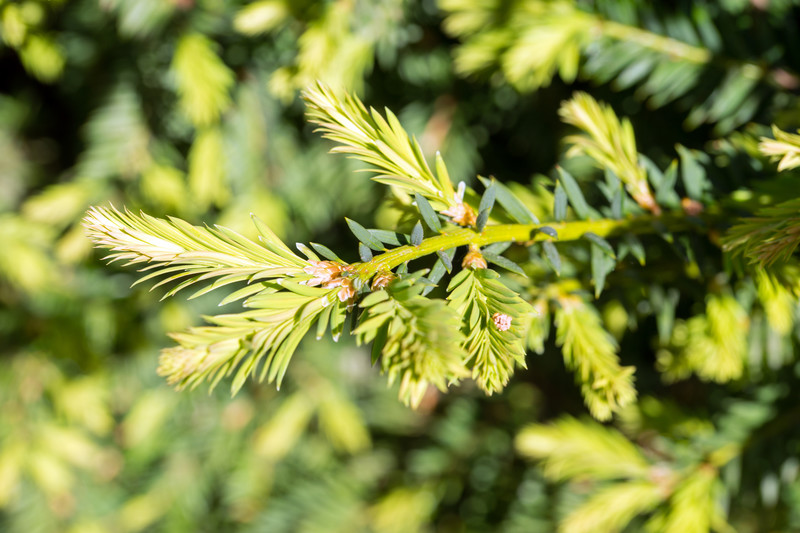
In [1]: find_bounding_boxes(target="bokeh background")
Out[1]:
[3,0,800,532]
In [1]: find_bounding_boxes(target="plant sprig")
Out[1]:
[85,84,734,419]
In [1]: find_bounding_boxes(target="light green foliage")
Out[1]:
[525,297,551,354]
[560,92,657,214]
[172,34,234,127]
[0,214,61,293]
[756,271,795,335]
[188,127,229,210]
[264,0,407,100]
[290,2,372,93]
[440,0,780,133]
[659,294,749,383]
[370,486,437,533]
[0,356,114,512]
[355,276,469,407]
[9,1,800,530]
[234,0,289,35]
[159,284,339,393]
[304,82,456,209]
[646,468,727,533]
[516,415,738,533]
[759,125,800,171]
[440,0,591,90]
[75,83,150,181]
[1,1,65,82]
[555,296,637,421]
[84,206,357,393]
[723,126,800,268]
[139,163,187,213]
[517,417,651,481]
[560,481,663,533]
[84,206,307,289]
[688,294,748,382]
[723,197,800,267]
[17,34,64,83]
[447,268,534,394]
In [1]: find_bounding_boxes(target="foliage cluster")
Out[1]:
[4,0,800,532]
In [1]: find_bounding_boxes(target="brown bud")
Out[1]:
[303,260,345,287]
[326,277,356,303]
[442,202,477,227]
[631,183,661,216]
[371,270,396,290]
[462,245,487,270]
[681,197,704,216]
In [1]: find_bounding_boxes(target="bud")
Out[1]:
[371,270,396,290]
[327,277,356,303]
[492,312,512,331]
[462,244,487,270]
[442,202,477,227]
[630,181,661,216]
[681,197,704,216]
[303,260,345,287]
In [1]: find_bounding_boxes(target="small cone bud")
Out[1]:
[371,270,396,290]
[681,197,704,216]
[492,312,512,331]
[462,245,487,270]
[442,202,477,227]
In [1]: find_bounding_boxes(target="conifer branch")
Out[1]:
[441,0,799,131]
[597,19,711,65]
[720,126,800,267]
[517,417,733,533]
[83,85,726,420]
[159,285,342,393]
[172,34,234,127]
[516,417,652,481]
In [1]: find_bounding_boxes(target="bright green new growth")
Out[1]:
[303,82,456,210]
[440,0,593,90]
[83,205,342,393]
[724,200,800,267]
[554,296,636,421]
[355,275,468,408]
[759,125,800,172]
[560,92,657,214]
[656,293,749,385]
[172,34,234,128]
[723,133,800,266]
[446,268,533,394]
[516,416,734,533]
[85,83,770,420]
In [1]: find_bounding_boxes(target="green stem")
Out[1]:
[599,19,800,88]
[356,211,705,279]
[600,20,712,65]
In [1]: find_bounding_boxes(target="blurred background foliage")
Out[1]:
[3,0,800,531]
